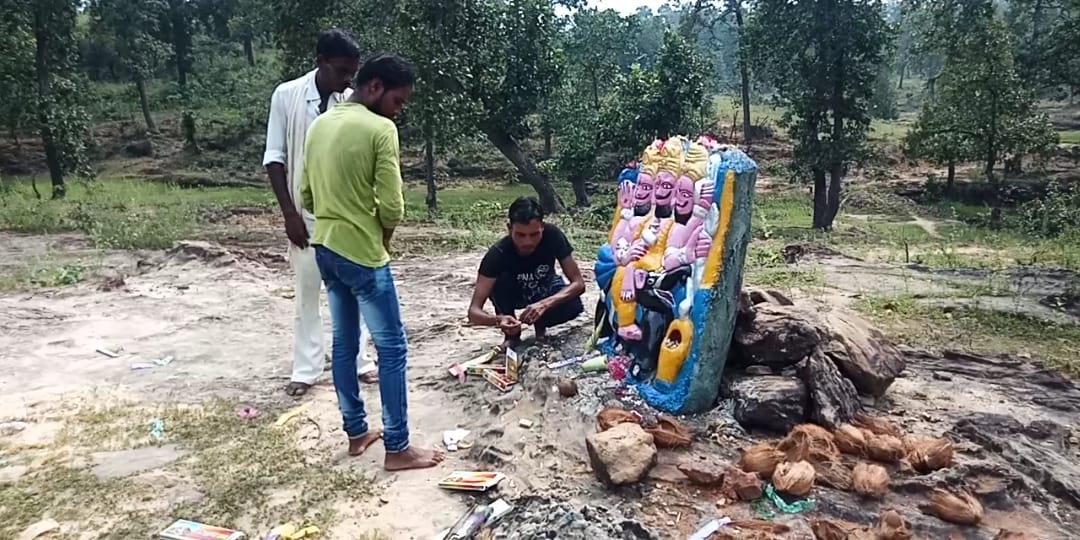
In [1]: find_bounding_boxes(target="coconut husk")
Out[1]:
[778,424,840,463]
[921,488,984,526]
[834,424,868,456]
[993,530,1039,540]
[875,509,912,540]
[852,462,890,499]
[722,466,763,501]
[772,460,816,497]
[907,437,954,473]
[814,460,853,491]
[866,434,906,463]
[643,414,692,448]
[596,408,638,432]
[853,413,903,438]
[739,443,785,478]
[810,519,864,540]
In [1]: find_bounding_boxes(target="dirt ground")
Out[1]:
[2,212,1080,539]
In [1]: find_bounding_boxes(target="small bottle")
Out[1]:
[446,504,494,540]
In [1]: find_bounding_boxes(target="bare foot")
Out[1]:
[285,381,310,397]
[359,371,379,384]
[384,446,446,471]
[348,430,383,456]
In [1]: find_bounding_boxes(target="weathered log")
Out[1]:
[798,349,861,429]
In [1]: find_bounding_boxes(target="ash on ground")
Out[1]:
[492,496,658,540]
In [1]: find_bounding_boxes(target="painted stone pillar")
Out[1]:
[592,137,757,414]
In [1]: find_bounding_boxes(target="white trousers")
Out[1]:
[289,242,372,384]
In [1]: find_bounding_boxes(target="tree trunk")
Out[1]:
[571,175,590,208]
[543,123,552,160]
[732,0,752,147]
[897,62,905,90]
[946,160,955,194]
[242,34,255,66]
[424,134,437,216]
[33,6,64,199]
[483,122,565,214]
[812,168,828,230]
[825,164,842,228]
[169,0,191,88]
[135,76,156,133]
[591,71,600,110]
[986,77,1001,230]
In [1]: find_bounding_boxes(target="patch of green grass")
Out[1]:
[0,177,273,250]
[869,118,911,142]
[749,265,826,289]
[0,466,148,538]
[1058,130,1080,144]
[855,294,1080,376]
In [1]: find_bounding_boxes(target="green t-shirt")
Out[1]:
[300,102,404,268]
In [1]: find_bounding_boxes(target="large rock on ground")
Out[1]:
[725,375,808,433]
[798,350,861,429]
[734,301,905,397]
[586,423,657,486]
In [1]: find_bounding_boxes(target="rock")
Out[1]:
[798,350,861,429]
[734,303,905,397]
[558,378,579,397]
[124,139,154,157]
[725,375,808,433]
[586,423,657,486]
[733,304,821,369]
[817,310,906,397]
[165,241,237,267]
[745,365,774,376]
[677,459,726,486]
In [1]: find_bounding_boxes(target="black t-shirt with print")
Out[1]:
[478,224,573,297]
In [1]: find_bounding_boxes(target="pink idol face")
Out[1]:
[618,180,635,209]
[634,173,655,206]
[674,176,694,215]
[654,172,676,206]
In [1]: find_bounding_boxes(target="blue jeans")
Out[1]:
[314,246,410,453]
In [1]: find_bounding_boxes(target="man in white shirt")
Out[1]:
[263,29,376,397]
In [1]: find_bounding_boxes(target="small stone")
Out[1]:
[745,365,774,376]
[677,461,726,486]
[519,419,535,429]
[586,423,657,486]
[932,372,953,381]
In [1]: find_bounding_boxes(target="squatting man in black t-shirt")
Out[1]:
[467,196,586,349]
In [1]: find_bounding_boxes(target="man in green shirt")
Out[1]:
[300,54,444,471]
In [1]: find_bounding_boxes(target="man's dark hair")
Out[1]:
[355,54,416,90]
[316,29,361,60]
[508,196,544,225]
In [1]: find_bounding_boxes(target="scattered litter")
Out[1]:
[131,356,175,370]
[482,369,516,392]
[438,471,506,492]
[448,349,501,382]
[688,518,732,540]
[274,403,311,427]
[150,418,165,441]
[506,347,521,382]
[16,518,59,540]
[159,519,245,539]
[236,406,260,420]
[518,419,535,429]
[0,421,30,434]
[764,483,815,514]
[433,499,513,540]
[265,522,320,540]
[581,355,608,372]
[547,354,588,370]
[443,429,471,451]
[96,347,121,358]
[445,503,494,539]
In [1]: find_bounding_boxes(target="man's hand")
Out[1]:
[284,211,310,249]
[496,315,522,334]
[519,300,550,325]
